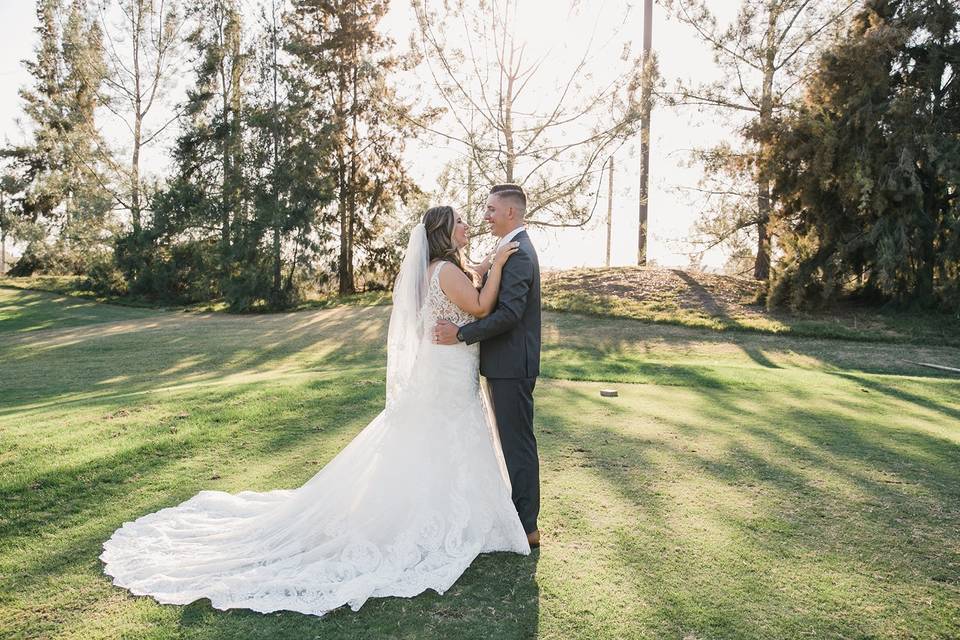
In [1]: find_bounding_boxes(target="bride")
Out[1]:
[99,205,530,617]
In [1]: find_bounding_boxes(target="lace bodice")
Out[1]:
[423,261,477,329]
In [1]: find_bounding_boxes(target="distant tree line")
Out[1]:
[1,0,956,312]
[1,0,648,310]
[668,0,958,312]
[1,0,424,309]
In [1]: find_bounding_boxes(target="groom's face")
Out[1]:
[484,193,514,238]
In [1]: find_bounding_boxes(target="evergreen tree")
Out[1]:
[240,0,335,307]
[131,0,336,309]
[768,0,959,310]
[3,0,111,275]
[664,0,860,280]
[287,0,421,295]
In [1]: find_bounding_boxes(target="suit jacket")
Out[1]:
[458,230,541,379]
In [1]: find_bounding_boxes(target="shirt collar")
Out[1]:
[497,226,526,248]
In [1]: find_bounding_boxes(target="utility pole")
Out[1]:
[638,0,653,266]
[0,187,5,274]
[606,156,613,267]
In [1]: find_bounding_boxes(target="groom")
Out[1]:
[434,183,542,548]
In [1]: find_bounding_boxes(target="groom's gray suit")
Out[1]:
[458,230,541,534]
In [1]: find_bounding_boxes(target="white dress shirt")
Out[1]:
[497,225,527,249]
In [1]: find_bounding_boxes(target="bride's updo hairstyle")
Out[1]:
[422,205,468,276]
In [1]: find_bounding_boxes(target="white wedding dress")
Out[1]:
[99,254,531,617]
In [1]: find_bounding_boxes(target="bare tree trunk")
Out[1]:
[337,150,350,294]
[220,50,231,259]
[130,4,143,234]
[754,4,777,281]
[228,5,243,240]
[346,62,358,294]
[606,156,613,267]
[637,0,653,266]
[502,35,516,183]
[270,0,281,295]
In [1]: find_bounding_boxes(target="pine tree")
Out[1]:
[287,0,421,295]
[664,0,859,280]
[768,0,959,310]
[2,0,111,275]
[241,0,335,307]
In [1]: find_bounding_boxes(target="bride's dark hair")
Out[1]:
[422,206,469,278]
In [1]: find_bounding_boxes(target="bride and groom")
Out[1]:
[100,183,543,617]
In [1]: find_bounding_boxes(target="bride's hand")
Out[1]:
[493,241,520,268]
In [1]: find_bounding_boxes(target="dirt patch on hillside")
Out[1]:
[543,266,766,318]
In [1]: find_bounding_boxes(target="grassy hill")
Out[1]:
[543,266,960,347]
[1,275,958,639]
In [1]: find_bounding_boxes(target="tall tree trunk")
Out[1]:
[502,39,515,183]
[220,64,231,263]
[753,4,777,281]
[336,52,353,295]
[637,0,653,266]
[346,60,358,294]
[337,156,351,294]
[228,7,243,245]
[131,4,143,235]
[270,0,281,296]
[606,156,613,267]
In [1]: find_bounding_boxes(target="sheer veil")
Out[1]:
[385,222,429,407]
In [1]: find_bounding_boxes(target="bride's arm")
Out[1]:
[439,242,519,318]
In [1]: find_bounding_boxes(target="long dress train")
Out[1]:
[99,261,530,616]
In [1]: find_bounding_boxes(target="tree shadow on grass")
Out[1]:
[535,382,960,638]
[0,305,391,417]
[835,371,960,423]
[0,288,156,334]
[4,376,385,542]
[544,311,960,381]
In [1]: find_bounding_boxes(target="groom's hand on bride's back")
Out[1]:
[433,319,460,345]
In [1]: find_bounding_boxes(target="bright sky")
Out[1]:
[0,1,743,270]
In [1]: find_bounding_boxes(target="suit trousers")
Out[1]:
[487,377,539,534]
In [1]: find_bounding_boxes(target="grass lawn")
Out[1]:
[1,286,958,639]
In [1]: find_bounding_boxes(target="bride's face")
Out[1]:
[451,213,469,249]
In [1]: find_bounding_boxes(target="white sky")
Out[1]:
[0,0,743,270]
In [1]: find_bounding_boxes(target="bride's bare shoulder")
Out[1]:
[437,261,472,287]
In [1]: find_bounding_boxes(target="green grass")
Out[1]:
[1,286,958,639]
[0,286,158,333]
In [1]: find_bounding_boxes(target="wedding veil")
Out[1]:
[385,222,429,407]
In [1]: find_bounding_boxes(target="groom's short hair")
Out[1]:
[490,183,527,216]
